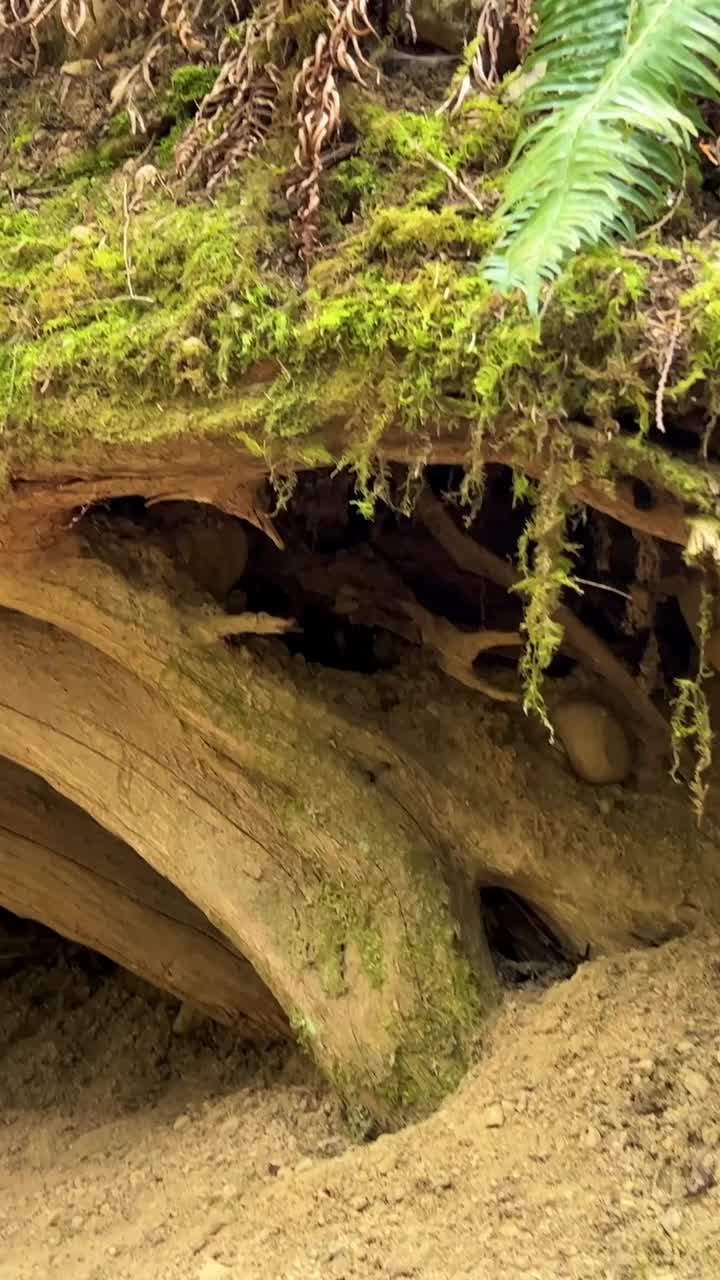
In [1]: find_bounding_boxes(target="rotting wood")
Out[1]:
[1,414,713,556]
[0,543,718,1114]
[0,757,289,1038]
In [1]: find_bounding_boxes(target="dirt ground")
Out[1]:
[1,932,719,1280]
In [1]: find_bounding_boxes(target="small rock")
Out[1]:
[553,698,631,785]
[659,1207,683,1236]
[69,224,96,245]
[60,59,96,77]
[675,1039,694,1056]
[173,1002,202,1035]
[480,1102,505,1129]
[581,1125,602,1150]
[196,1262,231,1280]
[70,1214,84,1232]
[680,1068,710,1100]
[173,1113,191,1132]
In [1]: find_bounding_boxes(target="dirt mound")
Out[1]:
[1,933,719,1280]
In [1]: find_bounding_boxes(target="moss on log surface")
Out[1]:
[1,61,719,528]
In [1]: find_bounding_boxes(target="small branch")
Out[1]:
[412,147,487,215]
[655,310,683,435]
[190,612,299,643]
[122,180,136,301]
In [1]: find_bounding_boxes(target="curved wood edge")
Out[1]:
[0,757,289,1040]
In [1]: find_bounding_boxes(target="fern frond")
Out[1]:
[486,0,720,310]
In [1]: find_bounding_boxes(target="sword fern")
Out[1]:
[485,0,720,310]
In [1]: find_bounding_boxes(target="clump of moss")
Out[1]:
[167,64,220,111]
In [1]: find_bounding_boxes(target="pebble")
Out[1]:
[581,1125,602,1150]
[70,1214,84,1232]
[659,1207,682,1236]
[480,1102,505,1129]
[173,1113,191,1132]
[675,1039,694,1056]
[69,224,96,245]
[553,698,631,784]
[680,1068,710,1100]
[196,1262,231,1280]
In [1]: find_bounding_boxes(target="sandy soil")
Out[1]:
[1,932,719,1280]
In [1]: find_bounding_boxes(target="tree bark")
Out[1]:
[0,560,501,1124]
[0,525,717,1122]
[0,758,288,1038]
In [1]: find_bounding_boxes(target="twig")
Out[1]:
[655,309,682,435]
[122,180,136,300]
[638,156,687,242]
[413,147,486,215]
[574,577,632,601]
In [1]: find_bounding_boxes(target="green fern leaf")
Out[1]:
[485,0,720,310]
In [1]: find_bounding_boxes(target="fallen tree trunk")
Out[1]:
[0,518,718,1122]
[0,757,288,1038]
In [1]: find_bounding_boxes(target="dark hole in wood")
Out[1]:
[479,886,578,986]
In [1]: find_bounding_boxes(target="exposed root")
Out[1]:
[416,487,671,754]
[335,581,521,703]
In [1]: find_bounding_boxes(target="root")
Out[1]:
[336,580,521,703]
[416,488,671,753]
[191,610,299,641]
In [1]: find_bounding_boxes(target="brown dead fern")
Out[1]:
[439,0,535,116]
[287,0,377,258]
[175,0,284,187]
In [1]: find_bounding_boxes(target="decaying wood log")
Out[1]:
[0,758,289,1038]
[0,509,718,1123]
[2,414,717,555]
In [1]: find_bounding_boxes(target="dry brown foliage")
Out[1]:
[440,0,535,116]
[287,0,376,258]
[175,0,284,188]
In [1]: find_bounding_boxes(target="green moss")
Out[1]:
[167,64,220,110]
[0,81,716,544]
[10,121,36,153]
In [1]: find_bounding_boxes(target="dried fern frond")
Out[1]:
[439,0,536,117]
[486,0,720,310]
[288,0,377,258]
[175,0,283,185]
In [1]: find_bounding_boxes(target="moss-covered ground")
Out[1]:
[1,55,718,509]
